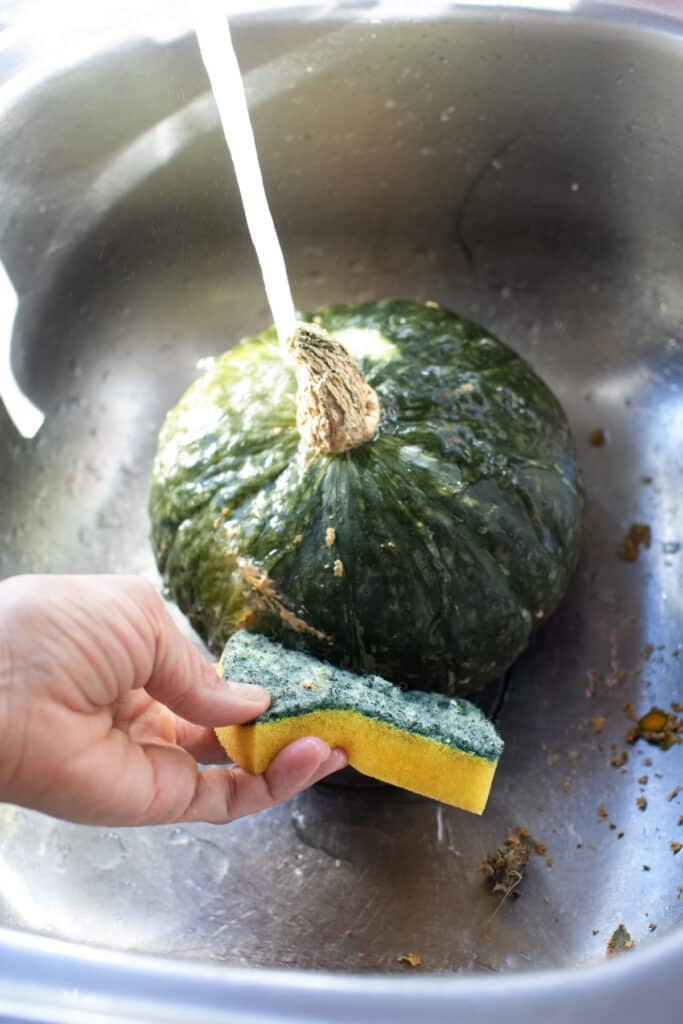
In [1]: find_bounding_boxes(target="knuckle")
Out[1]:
[223,768,240,820]
[262,765,283,806]
[163,680,197,716]
[123,576,161,609]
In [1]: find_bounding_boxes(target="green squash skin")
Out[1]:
[150,300,583,696]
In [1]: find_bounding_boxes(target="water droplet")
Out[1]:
[84,832,127,871]
[168,828,191,847]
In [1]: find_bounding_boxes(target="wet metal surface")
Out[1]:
[0,9,682,974]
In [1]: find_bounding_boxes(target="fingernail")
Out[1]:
[288,737,332,780]
[225,681,270,704]
[322,747,348,771]
[291,737,331,762]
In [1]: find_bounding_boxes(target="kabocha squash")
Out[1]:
[150,300,582,696]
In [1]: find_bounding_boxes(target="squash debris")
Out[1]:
[618,523,651,562]
[588,428,606,446]
[610,745,629,768]
[626,705,683,750]
[481,828,546,901]
[397,953,422,968]
[607,925,634,956]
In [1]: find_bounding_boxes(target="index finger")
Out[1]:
[143,594,270,726]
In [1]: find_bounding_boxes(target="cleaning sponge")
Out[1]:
[215,632,503,814]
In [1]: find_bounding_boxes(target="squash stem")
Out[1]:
[287,321,380,454]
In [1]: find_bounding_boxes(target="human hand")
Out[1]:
[0,574,346,826]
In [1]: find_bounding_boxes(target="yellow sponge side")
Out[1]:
[215,710,496,815]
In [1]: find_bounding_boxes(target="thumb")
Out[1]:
[143,595,270,727]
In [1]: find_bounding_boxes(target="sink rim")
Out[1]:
[0,920,681,1022]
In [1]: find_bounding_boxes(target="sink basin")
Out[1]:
[1,2,682,1020]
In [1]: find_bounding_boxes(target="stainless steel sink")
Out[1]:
[1,1,682,1020]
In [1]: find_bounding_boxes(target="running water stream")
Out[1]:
[195,5,297,347]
